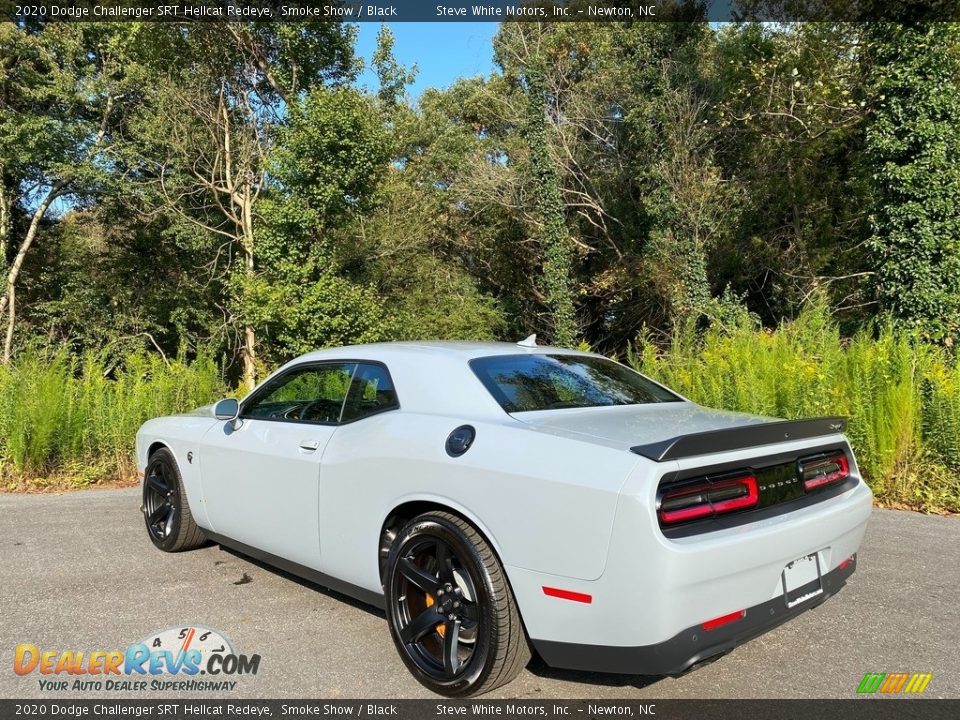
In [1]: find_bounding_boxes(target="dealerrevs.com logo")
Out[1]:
[13,626,260,692]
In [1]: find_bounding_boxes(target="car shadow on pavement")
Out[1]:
[214,543,388,620]
[211,540,677,694]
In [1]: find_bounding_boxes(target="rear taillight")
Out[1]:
[799,452,849,491]
[659,474,759,525]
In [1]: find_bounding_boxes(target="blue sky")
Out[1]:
[354,22,499,100]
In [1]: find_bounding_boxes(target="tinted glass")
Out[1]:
[341,363,400,422]
[470,354,681,413]
[243,363,357,424]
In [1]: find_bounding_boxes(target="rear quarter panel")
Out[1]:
[316,411,642,593]
[513,434,873,648]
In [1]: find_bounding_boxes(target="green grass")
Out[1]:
[0,350,225,489]
[2,308,958,512]
[628,304,960,513]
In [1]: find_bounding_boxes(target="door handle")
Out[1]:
[299,439,321,452]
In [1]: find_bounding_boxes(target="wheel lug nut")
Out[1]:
[454,601,461,608]
[437,589,445,596]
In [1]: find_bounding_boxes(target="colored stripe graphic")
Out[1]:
[857,673,885,693]
[879,672,908,693]
[857,672,932,694]
[904,673,934,694]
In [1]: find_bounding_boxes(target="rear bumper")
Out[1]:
[532,555,856,675]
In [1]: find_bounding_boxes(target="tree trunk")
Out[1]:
[522,61,577,347]
[240,188,257,391]
[3,282,13,364]
[0,179,9,268]
[242,247,256,391]
[0,183,64,362]
[676,232,710,320]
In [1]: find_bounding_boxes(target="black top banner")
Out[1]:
[2,0,960,23]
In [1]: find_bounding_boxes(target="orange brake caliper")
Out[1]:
[424,593,446,637]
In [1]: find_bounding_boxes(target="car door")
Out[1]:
[199,361,357,570]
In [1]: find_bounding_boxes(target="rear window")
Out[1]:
[470,354,682,413]
[341,363,399,422]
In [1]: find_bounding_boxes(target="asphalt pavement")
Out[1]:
[1,488,957,699]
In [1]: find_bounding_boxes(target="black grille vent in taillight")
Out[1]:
[753,461,807,507]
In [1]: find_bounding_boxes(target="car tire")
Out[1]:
[142,448,206,552]
[384,511,530,696]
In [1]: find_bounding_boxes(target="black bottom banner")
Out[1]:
[2,700,958,720]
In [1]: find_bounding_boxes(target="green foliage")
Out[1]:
[710,23,870,325]
[377,77,527,339]
[16,209,219,360]
[371,25,417,110]
[629,301,960,513]
[271,87,391,226]
[258,363,353,405]
[4,19,960,511]
[863,23,960,341]
[514,54,577,346]
[382,254,506,342]
[0,24,129,190]
[0,349,224,486]
[228,85,396,368]
[242,264,389,363]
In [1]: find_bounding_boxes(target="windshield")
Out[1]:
[470,354,682,413]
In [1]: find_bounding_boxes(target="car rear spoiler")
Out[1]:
[630,416,848,462]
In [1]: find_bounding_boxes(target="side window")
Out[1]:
[341,363,399,422]
[243,363,357,424]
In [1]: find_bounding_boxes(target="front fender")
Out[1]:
[135,415,219,530]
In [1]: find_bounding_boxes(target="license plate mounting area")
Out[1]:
[781,552,824,608]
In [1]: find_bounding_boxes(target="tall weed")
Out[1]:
[629,304,960,513]
[0,350,224,488]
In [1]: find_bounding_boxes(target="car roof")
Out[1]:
[294,340,597,363]
[262,341,601,419]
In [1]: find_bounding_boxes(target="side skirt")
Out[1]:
[205,531,386,611]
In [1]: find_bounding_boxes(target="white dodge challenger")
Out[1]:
[136,339,872,696]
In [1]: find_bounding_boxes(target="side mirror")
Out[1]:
[214,398,240,421]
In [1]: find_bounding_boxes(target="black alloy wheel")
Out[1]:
[142,448,206,552]
[385,512,529,696]
[143,459,176,542]
[393,536,481,677]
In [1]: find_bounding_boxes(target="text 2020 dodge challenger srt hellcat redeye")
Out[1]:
[136,339,872,696]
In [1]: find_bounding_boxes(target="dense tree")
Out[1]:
[371,25,417,111]
[3,18,960,376]
[0,23,131,362]
[246,85,392,366]
[863,22,960,341]
[711,23,870,326]
[117,22,357,387]
[469,19,724,347]
[496,25,578,346]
